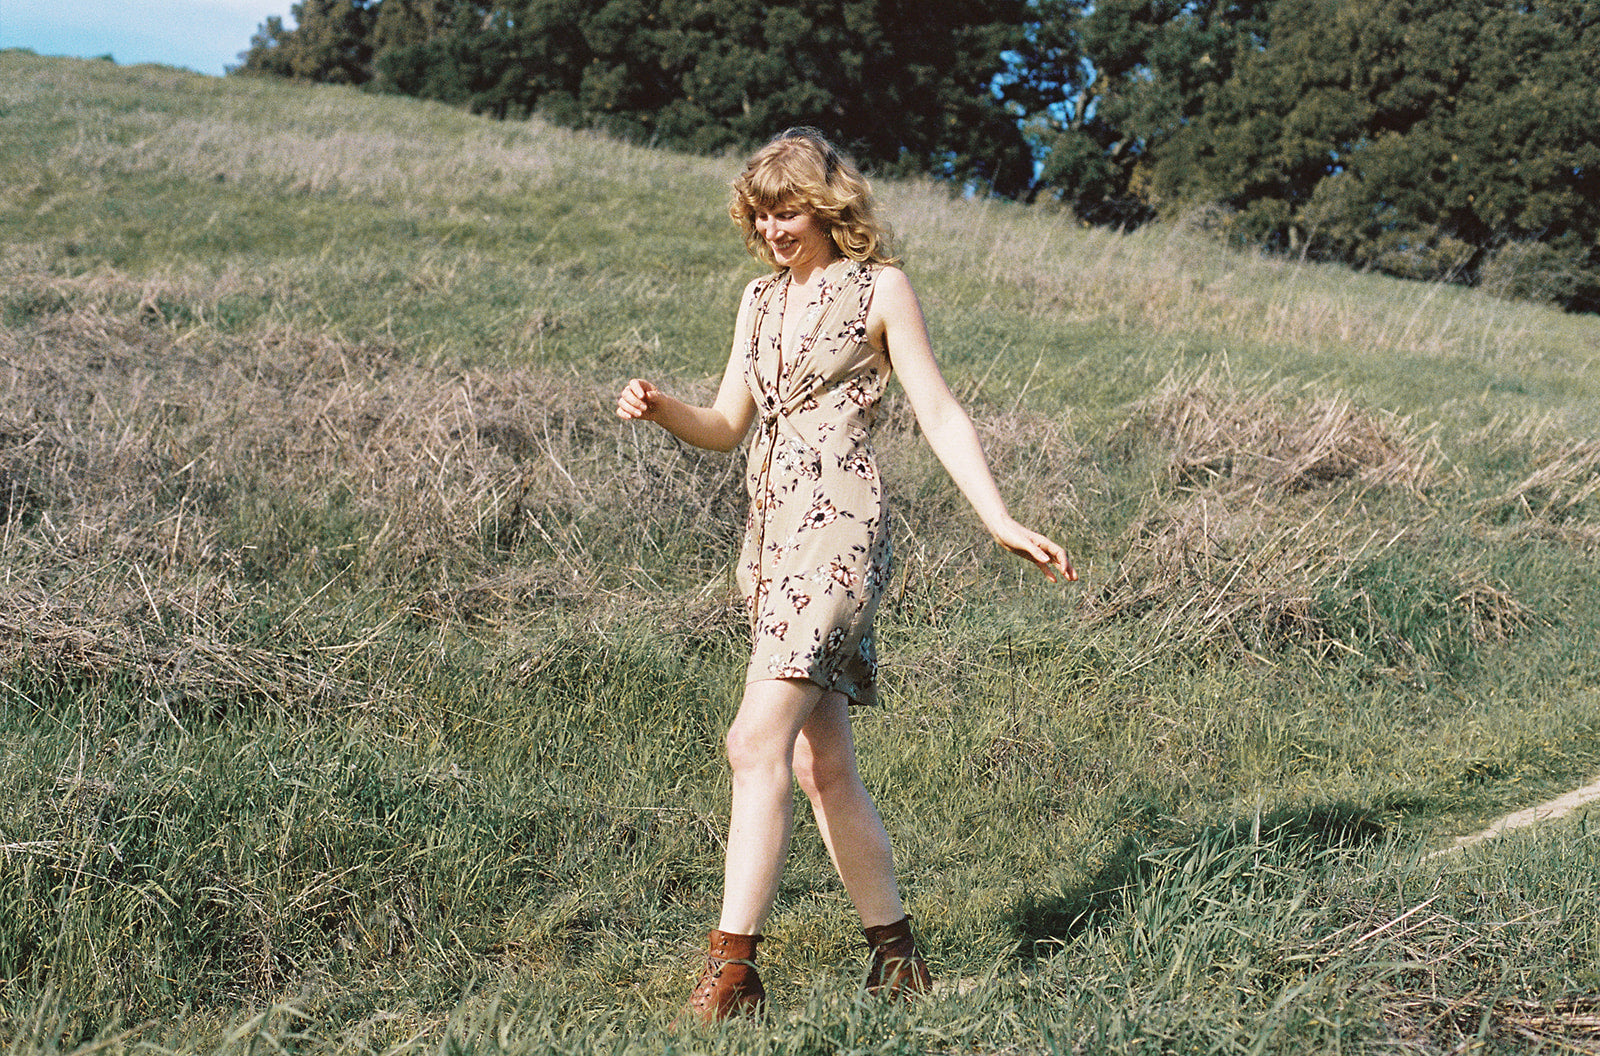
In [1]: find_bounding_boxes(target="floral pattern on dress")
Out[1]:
[734,259,891,706]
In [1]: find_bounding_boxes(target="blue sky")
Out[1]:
[1,1,292,77]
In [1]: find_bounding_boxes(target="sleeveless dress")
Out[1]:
[734,258,892,707]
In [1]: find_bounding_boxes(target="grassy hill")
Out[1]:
[2,51,1599,1054]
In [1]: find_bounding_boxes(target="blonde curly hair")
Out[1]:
[730,127,899,270]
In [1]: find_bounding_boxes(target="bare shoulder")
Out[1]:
[870,262,921,315]
[871,264,916,299]
[867,264,932,359]
[868,264,926,325]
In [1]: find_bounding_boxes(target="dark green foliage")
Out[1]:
[241,0,1034,192]
[234,0,1600,304]
[1026,0,1600,308]
[237,0,378,84]
[1010,0,1274,223]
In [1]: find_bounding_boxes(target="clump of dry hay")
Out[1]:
[0,581,374,713]
[1310,890,1600,1052]
[1484,440,1600,543]
[1088,368,1449,656]
[1117,366,1437,495]
[1089,491,1372,655]
[0,261,751,702]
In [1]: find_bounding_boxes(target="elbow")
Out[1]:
[712,417,752,452]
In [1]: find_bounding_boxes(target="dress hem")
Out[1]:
[741,669,877,708]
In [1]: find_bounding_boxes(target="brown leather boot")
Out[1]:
[682,929,766,1023]
[863,915,932,999]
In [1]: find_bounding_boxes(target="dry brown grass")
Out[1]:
[1489,441,1600,528]
[0,259,747,704]
[1120,366,1438,496]
[0,257,1560,697]
[1085,367,1451,657]
[1319,895,1600,1052]
[885,181,1586,371]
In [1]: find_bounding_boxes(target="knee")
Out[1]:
[724,717,787,779]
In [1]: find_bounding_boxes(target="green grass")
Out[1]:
[3,50,1600,1053]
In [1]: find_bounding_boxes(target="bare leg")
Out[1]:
[793,691,906,928]
[716,678,824,935]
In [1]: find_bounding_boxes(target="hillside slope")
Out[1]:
[3,52,1599,1055]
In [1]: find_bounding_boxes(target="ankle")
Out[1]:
[862,915,932,999]
[682,929,767,1024]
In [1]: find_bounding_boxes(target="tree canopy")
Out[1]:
[237,0,1600,310]
[239,0,1035,194]
[1012,0,1600,307]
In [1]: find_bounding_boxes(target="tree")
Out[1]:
[370,0,466,52]
[1002,0,1138,217]
[1022,0,1600,307]
[237,0,377,83]
[1018,0,1272,218]
[1191,0,1598,303]
[236,15,295,77]
[533,0,1034,191]
[242,0,1033,194]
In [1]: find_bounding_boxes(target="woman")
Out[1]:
[616,127,1074,1023]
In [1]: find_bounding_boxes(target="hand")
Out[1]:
[616,378,663,421]
[992,519,1077,583]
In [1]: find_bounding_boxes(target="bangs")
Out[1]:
[736,156,829,214]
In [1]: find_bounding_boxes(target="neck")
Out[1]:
[787,254,843,288]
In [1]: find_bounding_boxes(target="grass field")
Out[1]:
[3,51,1600,1054]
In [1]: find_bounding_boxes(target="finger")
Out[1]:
[625,382,658,416]
[1026,542,1059,583]
[1053,549,1076,583]
[617,382,651,419]
[1035,537,1076,583]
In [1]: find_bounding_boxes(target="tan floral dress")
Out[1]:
[735,258,891,706]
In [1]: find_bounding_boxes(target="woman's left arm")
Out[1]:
[871,267,1076,583]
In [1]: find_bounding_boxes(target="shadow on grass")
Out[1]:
[1007,800,1387,964]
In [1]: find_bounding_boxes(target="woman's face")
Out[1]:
[754,203,835,271]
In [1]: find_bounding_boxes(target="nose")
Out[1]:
[758,215,778,239]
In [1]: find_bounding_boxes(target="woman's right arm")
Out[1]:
[617,281,760,452]
[616,360,756,453]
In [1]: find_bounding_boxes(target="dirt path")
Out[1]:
[1430,772,1600,857]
